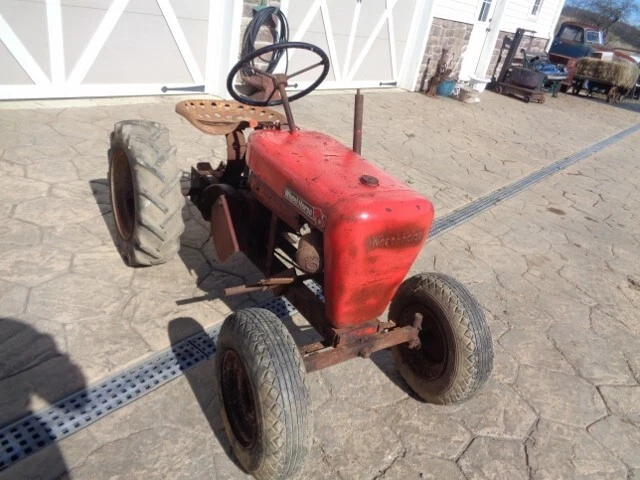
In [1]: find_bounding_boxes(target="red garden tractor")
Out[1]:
[108,42,493,480]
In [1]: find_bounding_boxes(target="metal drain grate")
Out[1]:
[429,123,640,239]
[0,289,307,472]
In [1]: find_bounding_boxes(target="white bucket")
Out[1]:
[468,75,491,93]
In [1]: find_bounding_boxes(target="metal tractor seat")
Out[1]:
[175,99,286,135]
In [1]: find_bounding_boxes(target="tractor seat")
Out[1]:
[175,99,285,136]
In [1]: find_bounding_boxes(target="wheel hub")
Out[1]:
[110,149,136,240]
[220,349,257,449]
[399,303,449,381]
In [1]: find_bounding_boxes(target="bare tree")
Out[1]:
[568,0,639,33]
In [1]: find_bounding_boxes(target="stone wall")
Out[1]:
[415,18,473,91]
[486,31,550,80]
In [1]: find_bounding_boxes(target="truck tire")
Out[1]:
[389,273,493,404]
[216,308,312,480]
[108,120,185,266]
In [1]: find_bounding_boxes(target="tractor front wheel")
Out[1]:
[216,308,312,480]
[108,120,185,266]
[389,273,493,404]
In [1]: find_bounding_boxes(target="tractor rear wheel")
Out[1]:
[108,120,185,266]
[389,272,493,404]
[216,308,312,480]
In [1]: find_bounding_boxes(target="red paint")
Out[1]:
[248,130,434,329]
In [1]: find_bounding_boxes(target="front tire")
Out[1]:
[389,273,493,404]
[216,308,312,480]
[108,120,185,266]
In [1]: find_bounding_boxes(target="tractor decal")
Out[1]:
[366,230,424,250]
[284,187,326,227]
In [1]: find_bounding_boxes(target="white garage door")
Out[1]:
[0,0,240,100]
[282,0,420,89]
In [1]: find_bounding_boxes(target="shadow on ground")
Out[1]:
[0,318,88,478]
[568,92,640,114]
[167,317,244,473]
[89,178,259,318]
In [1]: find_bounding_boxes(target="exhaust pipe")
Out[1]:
[353,89,363,155]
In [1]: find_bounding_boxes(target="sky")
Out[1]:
[565,0,640,25]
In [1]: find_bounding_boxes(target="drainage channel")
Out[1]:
[0,291,307,472]
[1,123,639,471]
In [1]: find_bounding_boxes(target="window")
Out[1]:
[585,30,600,43]
[531,0,543,16]
[478,0,492,22]
[559,25,584,43]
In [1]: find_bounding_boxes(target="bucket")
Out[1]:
[436,79,456,96]
[468,75,491,93]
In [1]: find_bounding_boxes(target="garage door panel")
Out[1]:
[393,0,417,42]
[83,10,191,84]
[169,0,209,21]
[61,5,105,78]
[283,0,420,88]
[0,0,51,79]
[351,0,388,40]
[0,0,231,99]
[0,41,33,85]
[61,0,160,16]
[176,16,208,77]
[352,35,393,81]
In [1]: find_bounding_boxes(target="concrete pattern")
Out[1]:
[0,90,639,479]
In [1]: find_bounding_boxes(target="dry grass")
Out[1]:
[575,57,640,88]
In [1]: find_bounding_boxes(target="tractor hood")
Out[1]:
[247,129,435,327]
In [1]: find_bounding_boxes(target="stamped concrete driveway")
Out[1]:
[0,91,639,479]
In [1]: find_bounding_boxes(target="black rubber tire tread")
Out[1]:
[108,120,185,266]
[389,273,493,405]
[215,308,312,480]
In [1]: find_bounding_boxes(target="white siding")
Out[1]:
[431,0,566,39]
[432,0,477,25]
[499,0,565,39]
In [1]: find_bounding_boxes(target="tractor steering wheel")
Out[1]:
[227,42,330,107]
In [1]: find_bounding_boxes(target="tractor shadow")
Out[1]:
[91,180,418,404]
[368,349,423,400]
[167,317,245,473]
[567,92,640,113]
[89,178,259,315]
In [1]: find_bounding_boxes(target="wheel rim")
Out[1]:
[221,349,258,449]
[399,303,449,381]
[110,149,136,240]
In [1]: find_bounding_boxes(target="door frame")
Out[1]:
[458,0,496,80]
[474,0,508,78]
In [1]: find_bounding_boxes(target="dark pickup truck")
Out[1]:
[549,21,606,59]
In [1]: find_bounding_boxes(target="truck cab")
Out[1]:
[549,21,604,59]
